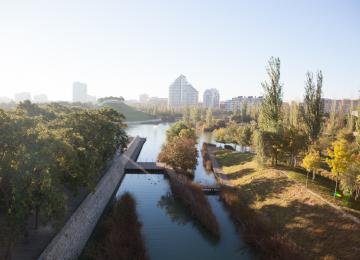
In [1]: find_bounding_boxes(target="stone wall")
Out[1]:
[38,136,145,260]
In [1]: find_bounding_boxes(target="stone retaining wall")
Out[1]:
[38,136,145,260]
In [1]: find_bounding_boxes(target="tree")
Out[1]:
[237,125,252,151]
[338,152,360,199]
[289,101,302,129]
[302,71,323,144]
[214,128,227,146]
[182,108,191,125]
[326,139,352,198]
[282,127,307,167]
[259,57,283,132]
[158,136,198,176]
[190,107,201,125]
[241,100,248,122]
[302,150,321,187]
[166,121,191,142]
[205,108,214,128]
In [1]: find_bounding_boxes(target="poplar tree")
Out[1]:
[303,71,323,144]
[259,57,283,132]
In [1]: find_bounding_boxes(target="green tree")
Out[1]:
[166,121,191,142]
[259,57,283,132]
[237,125,252,151]
[190,107,201,125]
[214,128,227,146]
[205,108,214,128]
[302,71,323,144]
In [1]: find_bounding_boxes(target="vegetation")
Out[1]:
[0,101,128,259]
[302,71,323,144]
[214,149,360,259]
[201,143,215,171]
[167,173,220,239]
[101,100,156,122]
[82,192,147,260]
[158,121,198,176]
[302,149,321,187]
[220,187,305,260]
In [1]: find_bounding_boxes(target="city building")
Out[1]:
[322,98,359,114]
[168,75,198,107]
[86,95,97,103]
[139,94,150,103]
[148,97,168,105]
[203,88,220,109]
[72,82,87,103]
[223,96,263,112]
[14,92,31,102]
[33,94,48,103]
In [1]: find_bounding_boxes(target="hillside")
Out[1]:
[101,101,156,122]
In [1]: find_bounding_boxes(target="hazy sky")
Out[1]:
[0,0,359,102]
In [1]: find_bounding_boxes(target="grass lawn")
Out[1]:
[214,149,360,259]
[102,102,156,122]
[283,168,360,219]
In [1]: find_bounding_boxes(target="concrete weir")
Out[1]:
[38,136,146,260]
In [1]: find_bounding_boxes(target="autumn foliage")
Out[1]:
[158,123,198,176]
[167,172,220,239]
[83,192,147,260]
[220,187,305,260]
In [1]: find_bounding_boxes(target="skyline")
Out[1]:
[0,1,359,101]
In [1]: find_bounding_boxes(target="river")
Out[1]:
[116,123,252,259]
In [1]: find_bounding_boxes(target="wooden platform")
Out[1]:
[125,161,221,194]
[125,161,165,173]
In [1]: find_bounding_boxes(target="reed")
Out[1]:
[220,187,305,260]
[201,143,215,171]
[167,173,220,239]
[82,192,147,260]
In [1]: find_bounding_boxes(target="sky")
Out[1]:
[0,0,359,102]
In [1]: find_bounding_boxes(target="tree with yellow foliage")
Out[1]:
[302,149,321,187]
[326,139,351,198]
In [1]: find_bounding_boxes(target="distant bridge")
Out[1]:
[124,161,220,194]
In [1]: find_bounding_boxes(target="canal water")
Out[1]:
[117,123,252,259]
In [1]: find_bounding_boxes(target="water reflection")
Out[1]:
[121,123,252,259]
[157,192,191,226]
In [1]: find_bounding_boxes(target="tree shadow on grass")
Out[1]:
[216,152,254,167]
[258,200,360,259]
[238,176,294,205]
[220,168,256,180]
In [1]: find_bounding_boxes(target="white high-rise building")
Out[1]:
[203,88,220,109]
[168,75,198,107]
[72,82,87,103]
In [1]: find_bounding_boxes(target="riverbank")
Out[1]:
[38,137,145,260]
[81,192,147,260]
[211,148,360,259]
[125,118,162,124]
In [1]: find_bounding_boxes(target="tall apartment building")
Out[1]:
[72,82,88,103]
[224,96,263,112]
[203,88,220,109]
[168,75,198,107]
